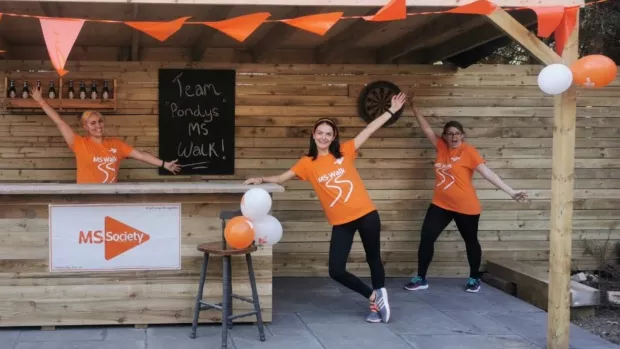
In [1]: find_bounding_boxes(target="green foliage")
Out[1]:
[476,2,620,64]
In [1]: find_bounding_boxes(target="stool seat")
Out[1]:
[197,241,257,256]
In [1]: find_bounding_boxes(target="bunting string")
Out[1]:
[0,0,612,75]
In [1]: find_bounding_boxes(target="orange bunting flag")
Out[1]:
[39,18,85,76]
[446,0,497,15]
[203,12,270,42]
[281,12,343,36]
[363,0,406,22]
[125,16,190,42]
[528,6,565,38]
[554,7,578,55]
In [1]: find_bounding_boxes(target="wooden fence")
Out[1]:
[1,61,619,278]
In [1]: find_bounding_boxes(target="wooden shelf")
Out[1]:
[3,75,117,111]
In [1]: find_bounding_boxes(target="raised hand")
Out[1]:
[511,190,528,202]
[389,92,407,113]
[30,85,43,102]
[164,159,181,174]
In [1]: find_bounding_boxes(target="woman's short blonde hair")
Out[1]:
[80,110,103,124]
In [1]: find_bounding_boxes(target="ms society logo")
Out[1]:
[78,216,151,260]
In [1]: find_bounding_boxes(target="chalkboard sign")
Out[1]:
[158,68,235,175]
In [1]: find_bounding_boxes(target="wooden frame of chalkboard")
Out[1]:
[157,68,236,175]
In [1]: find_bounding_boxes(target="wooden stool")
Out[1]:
[189,210,265,349]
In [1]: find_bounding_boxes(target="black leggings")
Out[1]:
[417,204,482,279]
[328,210,385,299]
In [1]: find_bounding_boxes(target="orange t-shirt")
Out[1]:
[431,138,485,215]
[69,134,134,184]
[290,140,376,226]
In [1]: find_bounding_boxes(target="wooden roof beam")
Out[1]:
[404,10,536,64]
[24,0,585,7]
[378,14,487,63]
[249,6,322,62]
[130,4,140,61]
[191,6,234,61]
[485,7,562,65]
[314,9,388,64]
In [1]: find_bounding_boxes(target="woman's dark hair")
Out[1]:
[442,121,465,136]
[306,118,342,160]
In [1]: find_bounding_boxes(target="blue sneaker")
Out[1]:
[365,303,381,323]
[404,276,428,291]
[465,277,481,293]
[374,287,390,323]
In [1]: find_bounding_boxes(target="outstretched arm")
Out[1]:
[353,92,407,150]
[475,163,527,202]
[244,170,297,185]
[127,149,181,174]
[31,86,75,147]
[410,96,439,147]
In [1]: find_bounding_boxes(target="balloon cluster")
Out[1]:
[224,188,283,249]
[537,55,617,95]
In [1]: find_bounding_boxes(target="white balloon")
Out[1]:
[537,64,573,95]
[252,215,283,246]
[241,187,272,220]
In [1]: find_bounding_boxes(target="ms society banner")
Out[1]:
[49,203,181,272]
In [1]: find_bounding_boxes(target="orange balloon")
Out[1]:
[224,216,255,249]
[570,55,618,88]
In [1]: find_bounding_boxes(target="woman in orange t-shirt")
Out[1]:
[244,92,408,324]
[31,86,181,183]
[403,97,527,293]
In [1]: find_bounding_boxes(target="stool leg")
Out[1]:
[190,253,209,339]
[221,255,231,349]
[246,253,265,341]
[227,264,233,330]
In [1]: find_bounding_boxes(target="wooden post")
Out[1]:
[547,10,580,349]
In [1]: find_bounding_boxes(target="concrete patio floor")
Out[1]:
[1,277,618,349]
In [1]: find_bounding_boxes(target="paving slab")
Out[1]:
[402,334,541,349]
[4,277,619,349]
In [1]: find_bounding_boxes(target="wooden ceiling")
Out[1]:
[0,1,538,64]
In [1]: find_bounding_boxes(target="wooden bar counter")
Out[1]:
[0,182,284,328]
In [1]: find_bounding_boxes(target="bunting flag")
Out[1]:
[39,18,85,76]
[553,7,579,55]
[281,12,343,36]
[446,0,497,15]
[125,16,190,41]
[0,0,607,75]
[202,12,271,42]
[363,0,406,22]
[528,6,565,38]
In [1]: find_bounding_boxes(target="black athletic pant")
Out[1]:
[328,210,385,299]
[417,204,482,279]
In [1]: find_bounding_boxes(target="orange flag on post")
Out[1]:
[39,18,85,76]
[528,6,565,38]
[281,12,343,36]
[446,0,497,15]
[125,16,190,42]
[363,0,406,22]
[554,7,578,55]
[203,12,271,42]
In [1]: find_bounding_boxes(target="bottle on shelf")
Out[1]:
[102,80,110,100]
[21,81,29,98]
[67,80,75,99]
[79,80,86,100]
[90,81,98,100]
[8,80,16,98]
[48,80,57,99]
[36,80,42,92]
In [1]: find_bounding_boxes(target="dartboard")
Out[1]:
[357,80,403,127]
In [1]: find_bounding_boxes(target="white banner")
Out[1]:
[49,203,181,272]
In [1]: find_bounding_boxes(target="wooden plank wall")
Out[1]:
[1,61,619,279]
